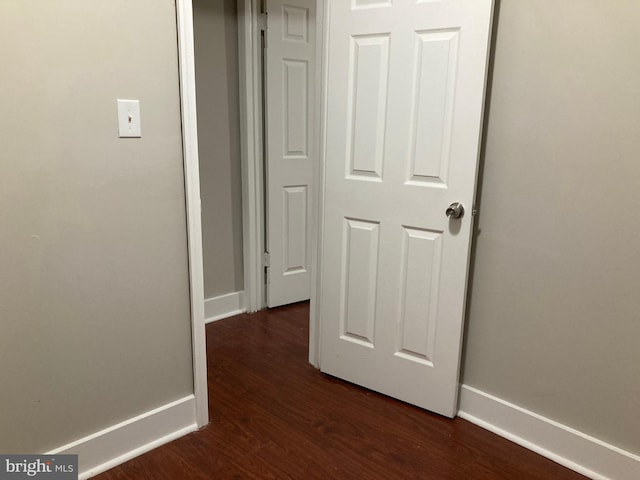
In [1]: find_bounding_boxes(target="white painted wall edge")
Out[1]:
[458,384,640,480]
[205,291,246,323]
[47,395,197,480]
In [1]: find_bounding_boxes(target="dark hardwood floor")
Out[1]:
[95,302,585,479]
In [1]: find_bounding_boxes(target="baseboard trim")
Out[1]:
[458,384,640,480]
[205,291,246,323]
[47,395,197,479]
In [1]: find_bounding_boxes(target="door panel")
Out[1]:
[265,0,316,308]
[347,34,389,180]
[397,227,442,365]
[409,30,459,184]
[319,0,493,417]
[342,218,380,346]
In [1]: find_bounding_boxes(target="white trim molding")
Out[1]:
[308,0,327,369]
[48,396,197,480]
[458,385,640,480]
[205,291,246,323]
[238,0,266,313]
[175,0,209,428]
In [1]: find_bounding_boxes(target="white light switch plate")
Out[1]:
[117,99,141,138]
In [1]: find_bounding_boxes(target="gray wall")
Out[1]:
[194,0,244,299]
[0,0,193,453]
[463,0,640,455]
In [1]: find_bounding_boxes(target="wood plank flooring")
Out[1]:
[95,302,585,479]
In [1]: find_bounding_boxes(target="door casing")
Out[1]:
[237,0,266,314]
[176,0,209,428]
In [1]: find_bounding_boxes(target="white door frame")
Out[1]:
[238,0,266,313]
[176,0,209,428]
[308,0,327,367]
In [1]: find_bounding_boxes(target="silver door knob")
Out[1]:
[446,202,464,219]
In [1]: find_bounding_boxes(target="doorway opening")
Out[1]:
[190,0,493,418]
[193,0,321,326]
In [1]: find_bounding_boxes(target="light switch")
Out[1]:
[117,99,141,138]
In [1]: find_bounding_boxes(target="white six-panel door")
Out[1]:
[319,0,493,417]
[265,0,316,308]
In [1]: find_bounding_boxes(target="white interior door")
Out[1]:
[264,0,316,308]
[319,0,493,417]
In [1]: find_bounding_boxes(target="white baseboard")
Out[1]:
[458,384,640,480]
[47,395,198,479]
[205,291,246,323]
